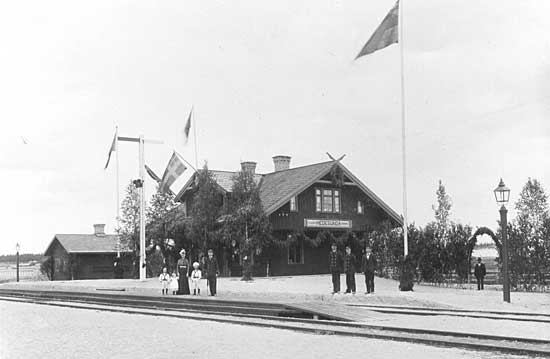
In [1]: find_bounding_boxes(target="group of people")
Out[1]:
[159,248,219,296]
[329,243,377,295]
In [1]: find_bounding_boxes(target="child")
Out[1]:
[159,267,170,295]
[169,272,179,295]
[191,262,202,295]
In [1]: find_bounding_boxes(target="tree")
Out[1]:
[511,178,549,286]
[147,186,186,273]
[119,181,142,277]
[221,169,272,280]
[187,163,223,257]
[432,180,452,243]
[515,178,548,237]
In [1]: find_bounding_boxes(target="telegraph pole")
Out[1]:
[118,135,162,281]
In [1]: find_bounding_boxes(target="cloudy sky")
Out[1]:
[1,0,548,255]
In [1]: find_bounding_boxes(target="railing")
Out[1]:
[0,265,46,283]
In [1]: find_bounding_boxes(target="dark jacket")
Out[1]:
[344,253,356,274]
[328,251,342,273]
[203,256,219,277]
[474,263,486,278]
[361,253,377,274]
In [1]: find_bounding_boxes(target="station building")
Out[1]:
[175,155,402,277]
[44,224,132,280]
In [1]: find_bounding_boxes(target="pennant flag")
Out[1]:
[145,164,162,183]
[159,152,187,193]
[183,107,193,144]
[104,130,118,169]
[146,164,175,195]
[356,1,399,59]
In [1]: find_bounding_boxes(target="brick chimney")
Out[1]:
[272,155,291,172]
[93,224,106,237]
[241,161,257,174]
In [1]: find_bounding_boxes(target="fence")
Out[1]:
[0,264,46,283]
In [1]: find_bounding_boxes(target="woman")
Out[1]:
[176,249,191,295]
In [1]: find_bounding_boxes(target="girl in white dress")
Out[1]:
[158,267,170,295]
[169,272,179,295]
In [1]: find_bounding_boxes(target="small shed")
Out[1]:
[44,224,133,280]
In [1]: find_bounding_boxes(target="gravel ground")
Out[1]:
[0,300,530,359]
[4,274,549,313]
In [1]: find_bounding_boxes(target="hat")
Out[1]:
[193,262,199,268]
[179,249,186,255]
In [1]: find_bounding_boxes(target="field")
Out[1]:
[0,263,45,283]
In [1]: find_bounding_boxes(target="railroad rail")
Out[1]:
[0,289,549,357]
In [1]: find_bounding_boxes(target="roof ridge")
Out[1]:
[262,160,334,176]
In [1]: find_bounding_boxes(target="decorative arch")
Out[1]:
[467,227,502,271]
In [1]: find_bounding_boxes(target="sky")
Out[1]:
[0,0,549,255]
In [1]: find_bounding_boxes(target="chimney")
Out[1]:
[241,161,257,174]
[272,155,291,172]
[93,224,106,237]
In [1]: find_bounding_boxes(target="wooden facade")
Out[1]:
[175,157,402,277]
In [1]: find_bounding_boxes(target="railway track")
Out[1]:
[1,289,549,357]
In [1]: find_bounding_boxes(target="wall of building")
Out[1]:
[51,243,71,281]
[269,183,390,232]
[76,253,133,279]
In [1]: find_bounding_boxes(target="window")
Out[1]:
[290,196,298,212]
[288,240,304,264]
[315,189,322,212]
[316,188,341,213]
[357,200,364,214]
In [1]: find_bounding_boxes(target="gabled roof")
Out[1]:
[44,234,131,256]
[175,169,263,199]
[258,161,334,214]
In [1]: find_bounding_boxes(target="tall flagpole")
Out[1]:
[139,135,146,281]
[399,0,408,257]
[115,126,120,258]
[192,108,199,169]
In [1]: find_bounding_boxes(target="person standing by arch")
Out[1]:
[474,257,486,290]
[176,249,191,295]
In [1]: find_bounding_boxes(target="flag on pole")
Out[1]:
[356,1,399,59]
[159,152,187,194]
[104,130,118,169]
[183,107,193,144]
[146,164,175,195]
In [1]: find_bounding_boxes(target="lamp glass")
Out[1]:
[493,179,511,205]
[16,243,20,252]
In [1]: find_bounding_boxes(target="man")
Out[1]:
[203,249,219,296]
[362,246,376,294]
[328,243,342,294]
[343,245,356,294]
[113,259,124,279]
[474,257,486,290]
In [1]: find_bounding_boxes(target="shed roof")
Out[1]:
[44,234,131,256]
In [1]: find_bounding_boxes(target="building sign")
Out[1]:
[304,219,352,229]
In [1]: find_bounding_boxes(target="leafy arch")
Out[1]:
[467,227,502,270]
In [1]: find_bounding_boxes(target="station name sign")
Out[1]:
[304,219,352,229]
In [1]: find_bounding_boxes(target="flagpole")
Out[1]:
[399,0,408,257]
[139,135,146,281]
[192,107,199,169]
[115,125,120,258]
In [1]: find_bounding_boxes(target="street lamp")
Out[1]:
[493,178,511,303]
[15,243,20,283]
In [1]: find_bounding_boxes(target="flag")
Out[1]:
[183,107,193,144]
[146,164,175,195]
[104,130,118,169]
[356,1,399,59]
[145,164,162,183]
[159,152,187,194]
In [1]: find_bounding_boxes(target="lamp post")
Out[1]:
[493,178,511,303]
[15,243,20,283]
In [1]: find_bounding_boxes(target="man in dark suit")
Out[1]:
[362,246,377,294]
[474,257,486,290]
[203,249,219,296]
[328,243,342,294]
[343,245,356,294]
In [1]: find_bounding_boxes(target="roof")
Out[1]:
[258,161,335,214]
[174,159,402,225]
[44,234,131,256]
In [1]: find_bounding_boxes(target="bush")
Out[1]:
[40,256,53,280]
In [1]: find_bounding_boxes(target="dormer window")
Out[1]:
[316,188,341,213]
[290,196,298,212]
[357,200,364,214]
